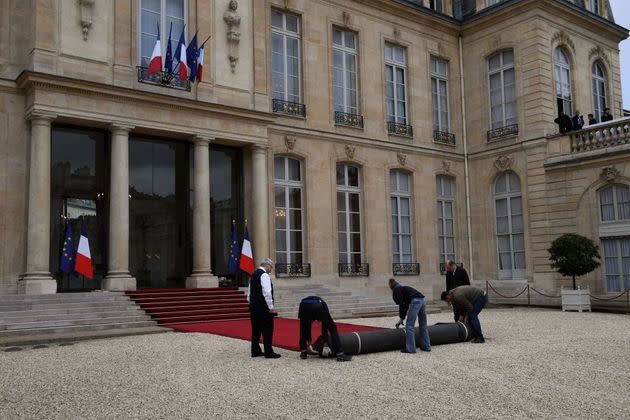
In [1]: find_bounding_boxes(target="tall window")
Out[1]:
[391,170,413,264]
[487,0,503,5]
[494,172,525,278]
[488,50,516,130]
[140,0,185,67]
[554,47,572,116]
[592,62,607,123]
[602,238,630,292]
[385,43,407,124]
[274,156,304,266]
[333,29,359,115]
[599,184,630,222]
[431,56,449,133]
[590,0,599,14]
[337,163,362,264]
[429,0,444,13]
[271,10,301,104]
[437,175,456,264]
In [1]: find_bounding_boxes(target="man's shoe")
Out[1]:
[299,351,308,360]
[251,352,264,358]
[264,352,281,359]
[400,349,416,354]
[336,353,352,362]
[472,337,485,343]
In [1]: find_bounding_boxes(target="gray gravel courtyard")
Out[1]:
[1,307,629,419]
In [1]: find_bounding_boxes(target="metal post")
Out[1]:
[626,289,629,315]
[486,281,489,298]
[527,284,530,307]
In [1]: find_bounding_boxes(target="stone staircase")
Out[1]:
[269,284,443,319]
[0,292,167,347]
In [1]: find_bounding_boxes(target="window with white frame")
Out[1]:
[590,0,600,14]
[429,0,444,13]
[488,50,516,130]
[385,43,407,125]
[271,10,302,104]
[391,170,413,264]
[599,184,630,222]
[554,47,573,116]
[337,163,362,264]
[140,0,185,68]
[437,175,456,264]
[274,156,304,266]
[592,61,607,123]
[602,237,630,292]
[431,56,450,133]
[333,29,359,115]
[494,171,525,278]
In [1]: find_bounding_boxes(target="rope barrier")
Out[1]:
[486,282,528,299]
[530,287,560,298]
[589,290,628,301]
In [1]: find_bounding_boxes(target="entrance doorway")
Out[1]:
[129,137,191,288]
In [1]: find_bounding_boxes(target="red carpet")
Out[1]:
[165,318,383,351]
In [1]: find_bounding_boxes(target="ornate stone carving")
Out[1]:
[283,0,291,9]
[342,11,351,27]
[494,155,513,172]
[600,166,620,183]
[78,0,95,41]
[397,152,407,167]
[588,46,611,68]
[551,31,575,54]
[441,160,452,173]
[344,144,355,160]
[223,0,241,73]
[284,135,296,151]
[393,28,401,41]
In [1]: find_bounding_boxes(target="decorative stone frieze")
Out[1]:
[551,31,575,54]
[441,159,452,174]
[345,144,355,160]
[397,152,407,167]
[494,155,513,172]
[223,0,241,73]
[588,45,611,68]
[600,166,620,183]
[284,135,296,151]
[342,11,351,27]
[78,0,95,41]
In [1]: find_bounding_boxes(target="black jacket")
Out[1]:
[446,267,470,291]
[392,285,424,319]
[248,268,273,314]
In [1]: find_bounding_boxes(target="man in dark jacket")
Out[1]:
[441,285,488,343]
[601,107,613,122]
[445,260,471,321]
[554,112,573,133]
[298,296,351,362]
[389,278,431,353]
[247,258,280,358]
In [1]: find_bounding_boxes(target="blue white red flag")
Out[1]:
[74,222,94,279]
[239,227,255,275]
[147,23,162,76]
[174,25,188,81]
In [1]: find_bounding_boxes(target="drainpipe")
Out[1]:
[459,34,474,281]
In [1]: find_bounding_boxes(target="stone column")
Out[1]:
[18,113,57,294]
[186,136,218,288]
[103,124,136,291]
[251,145,270,263]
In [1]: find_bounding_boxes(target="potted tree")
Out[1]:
[548,233,600,312]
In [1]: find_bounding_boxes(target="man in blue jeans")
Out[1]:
[389,278,431,353]
[441,285,488,343]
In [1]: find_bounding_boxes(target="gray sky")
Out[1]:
[610,0,629,110]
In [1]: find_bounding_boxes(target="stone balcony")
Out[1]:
[545,117,630,168]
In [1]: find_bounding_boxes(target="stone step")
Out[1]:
[0,320,158,338]
[0,308,144,323]
[0,314,153,332]
[0,301,139,312]
[0,292,128,303]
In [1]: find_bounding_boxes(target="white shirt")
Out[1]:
[247,267,274,310]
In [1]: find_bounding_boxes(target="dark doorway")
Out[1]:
[129,136,191,288]
[50,126,109,292]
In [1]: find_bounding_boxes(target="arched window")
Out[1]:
[494,172,525,279]
[599,184,630,222]
[391,170,413,264]
[436,175,456,265]
[592,61,607,123]
[554,48,572,116]
[274,156,305,266]
[599,184,630,292]
[337,163,362,265]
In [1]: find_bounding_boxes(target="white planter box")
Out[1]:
[561,288,591,312]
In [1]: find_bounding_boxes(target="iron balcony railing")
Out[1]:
[487,123,519,142]
[272,99,306,117]
[275,263,311,278]
[388,121,413,137]
[335,111,364,128]
[570,118,630,153]
[338,263,369,277]
[393,263,420,276]
[137,66,191,91]
[433,130,456,145]
[440,262,464,275]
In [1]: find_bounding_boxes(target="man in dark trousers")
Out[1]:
[389,278,431,353]
[441,285,488,343]
[298,296,352,362]
[247,258,281,358]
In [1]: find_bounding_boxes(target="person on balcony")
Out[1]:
[588,113,597,125]
[389,278,431,354]
[571,111,584,130]
[601,107,613,122]
[554,112,573,134]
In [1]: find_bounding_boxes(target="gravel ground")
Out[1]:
[1,308,629,419]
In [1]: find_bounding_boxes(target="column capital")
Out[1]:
[251,143,269,153]
[191,134,213,145]
[27,111,57,124]
[109,123,135,134]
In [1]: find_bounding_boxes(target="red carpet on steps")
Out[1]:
[164,318,383,352]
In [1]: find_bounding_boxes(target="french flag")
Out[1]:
[196,44,205,83]
[74,222,94,279]
[239,227,255,275]
[174,25,188,82]
[147,23,163,76]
